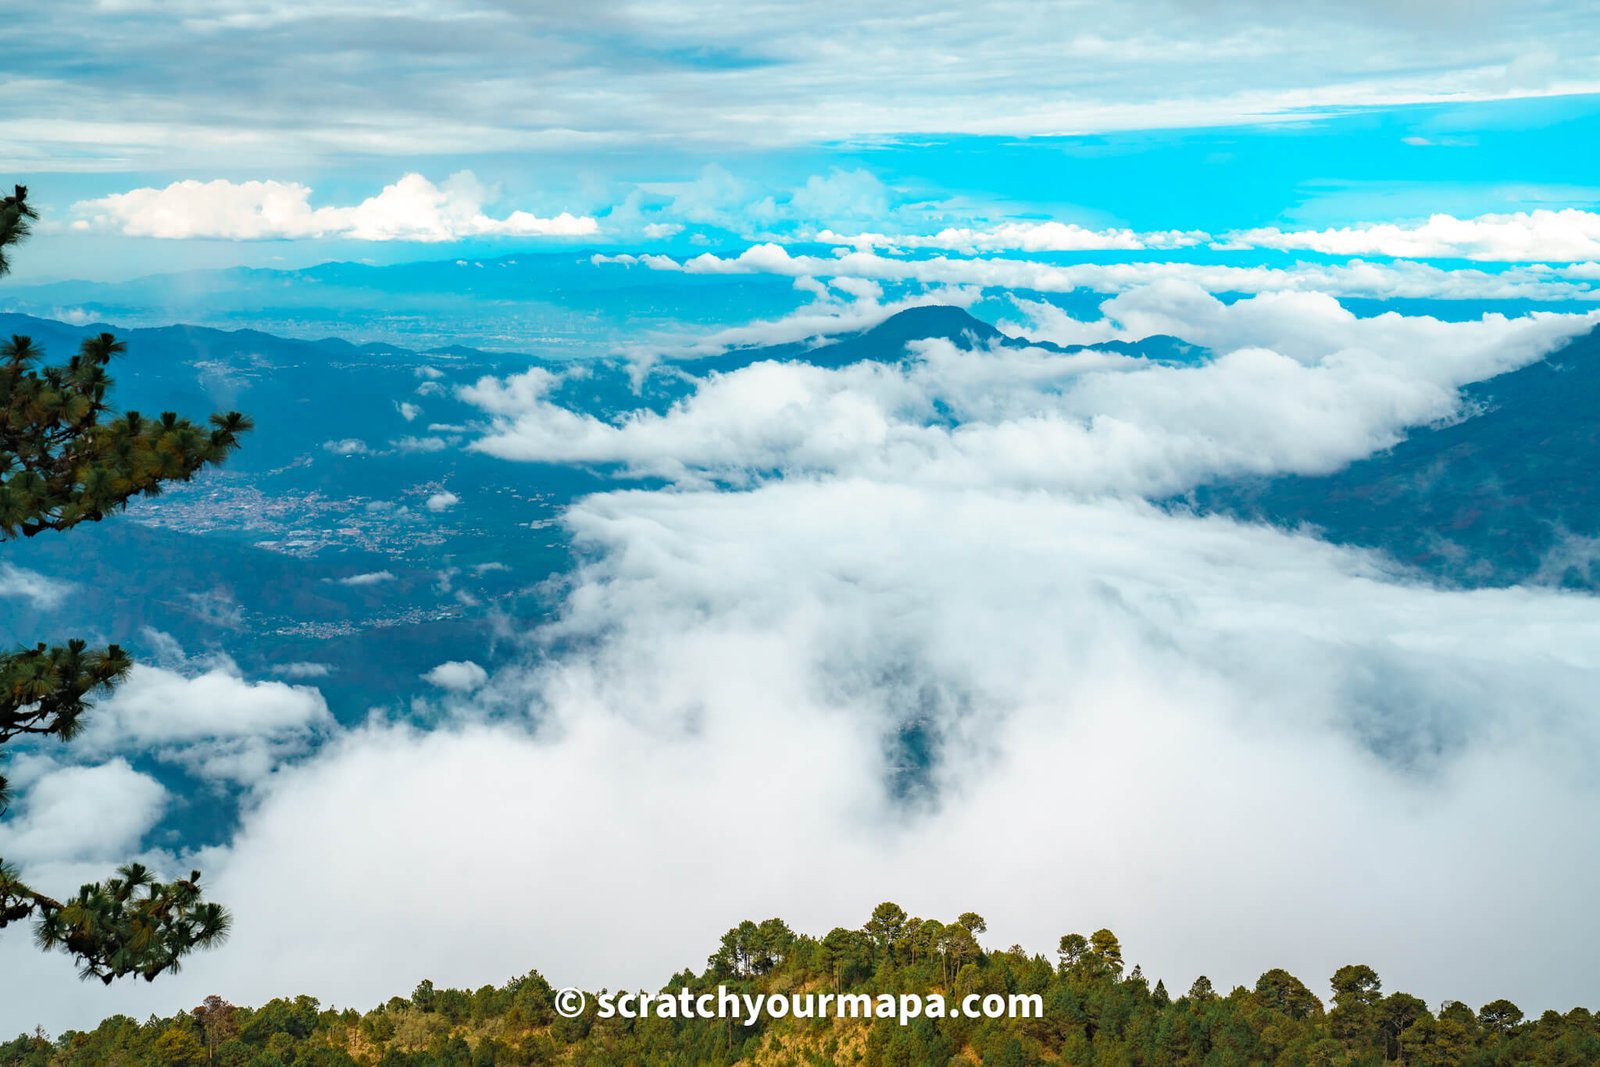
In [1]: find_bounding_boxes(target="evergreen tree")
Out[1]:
[1087,928,1124,979]
[864,900,908,961]
[1479,997,1524,1034]
[0,185,249,983]
[1255,966,1323,1019]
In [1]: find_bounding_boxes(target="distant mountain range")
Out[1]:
[686,303,1207,374]
[2,301,1596,853]
[0,251,808,354]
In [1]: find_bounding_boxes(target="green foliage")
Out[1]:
[20,862,231,984]
[0,186,34,278]
[1478,998,1523,1034]
[1254,967,1322,1020]
[0,640,132,800]
[0,329,250,537]
[865,901,909,960]
[709,918,797,980]
[7,903,1597,1066]
[0,183,246,984]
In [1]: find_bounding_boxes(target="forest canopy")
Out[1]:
[4,903,1595,1067]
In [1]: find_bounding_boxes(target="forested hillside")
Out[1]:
[1193,324,1600,590]
[5,904,1595,1066]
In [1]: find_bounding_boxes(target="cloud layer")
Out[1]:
[465,285,1598,493]
[1221,208,1600,262]
[72,173,598,242]
[6,283,1600,1036]
[826,209,1600,264]
[600,243,1600,302]
[7,1,1600,168]
[8,482,1600,1031]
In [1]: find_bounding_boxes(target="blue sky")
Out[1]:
[5,2,1600,281]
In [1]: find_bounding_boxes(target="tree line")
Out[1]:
[4,901,1596,1066]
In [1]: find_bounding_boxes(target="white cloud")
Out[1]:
[422,661,488,692]
[272,661,334,680]
[0,564,72,610]
[397,401,422,421]
[72,172,600,242]
[11,480,1600,1030]
[76,660,332,785]
[601,243,1600,302]
[425,491,460,512]
[456,366,559,417]
[12,286,1600,1033]
[828,276,882,301]
[392,435,452,453]
[322,438,370,455]
[1221,209,1600,262]
[0,760,166,865]
[1009,281,1592,365]
[11,231,1600,1039]
[465,285,1598,496]
[336,571,395,586]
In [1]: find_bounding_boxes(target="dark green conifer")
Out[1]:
[0,184,247,983]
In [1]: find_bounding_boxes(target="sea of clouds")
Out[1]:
[4,278,1600,1034]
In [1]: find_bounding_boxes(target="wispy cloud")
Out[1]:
[0,564,73,610]
[8,2,1600,169]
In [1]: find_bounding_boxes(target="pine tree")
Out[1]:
[0,185,249,983]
